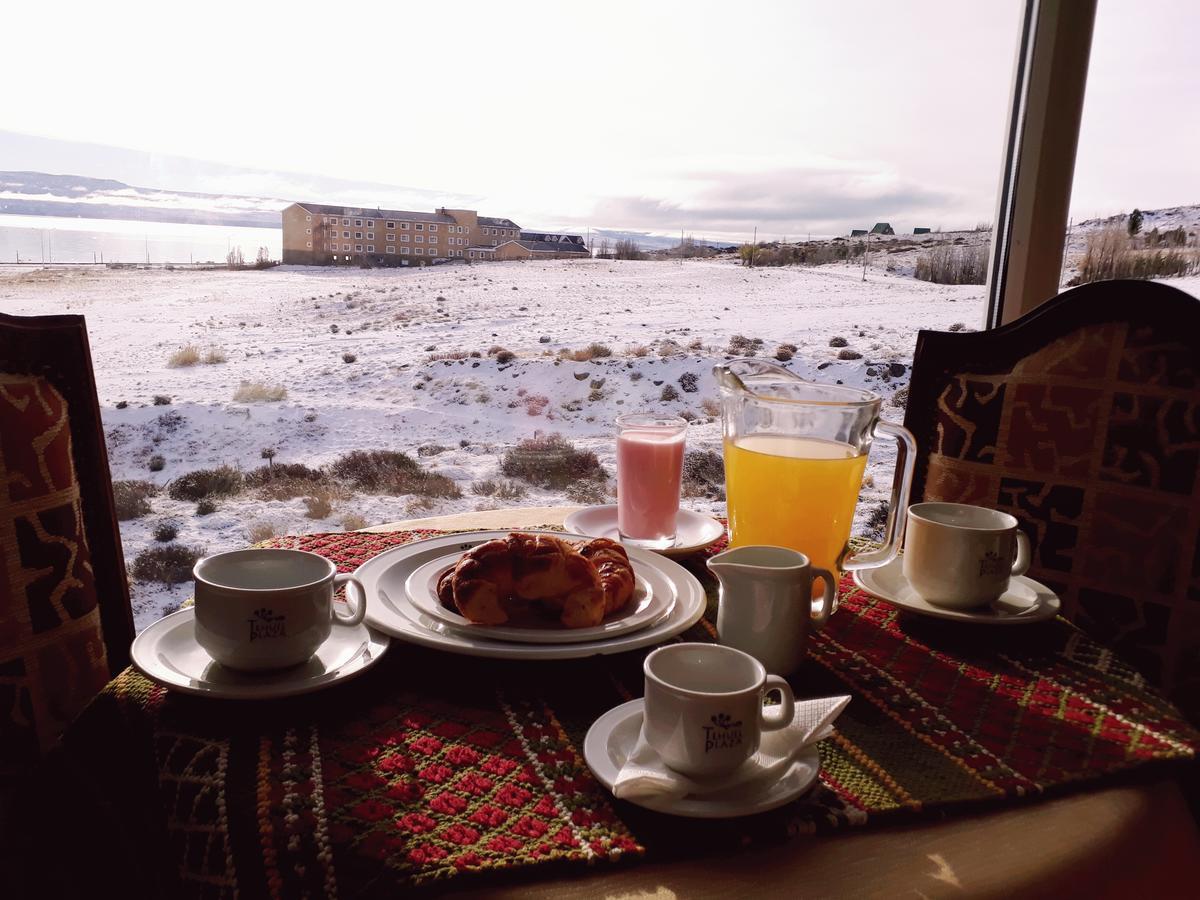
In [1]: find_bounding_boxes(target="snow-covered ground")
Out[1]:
[2,253,1195,630]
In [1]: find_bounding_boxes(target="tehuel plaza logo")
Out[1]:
[702,712,743,754]
[248,608,286,642]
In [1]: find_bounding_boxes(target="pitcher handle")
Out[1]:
[843,420,917,572]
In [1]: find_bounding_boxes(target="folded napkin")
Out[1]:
[612,695,850,802]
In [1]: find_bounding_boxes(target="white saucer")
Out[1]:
[563,506,725,558]
[131,607,390,699]
[405,551,671,644]
[853,555,1061,625]
[583,699,821,818]
[357,531,707,660]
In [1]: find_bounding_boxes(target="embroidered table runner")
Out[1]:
[55,529,1198,897]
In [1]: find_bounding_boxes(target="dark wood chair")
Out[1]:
[904,279,1200,722]
[0,312,133,773]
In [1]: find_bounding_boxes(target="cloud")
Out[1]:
[579,166,965,239]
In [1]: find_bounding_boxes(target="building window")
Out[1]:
[402,247,410,254]
[367,245,374,252]
[387,234,395,241]
[343,218,350,225]
[367,232,374,240]
[343,231,350,238]
[415,248,424,255]
[415,223,424,231]
[387,221,395,229]
[401,222,409,230]
[430,224,438,232]
[401,234,409,242]
[343,244,351,251]
[355,232,362,239]
[355,219,362,226]
[355,244,363,252]
[416,235,424,243]
[386,246,394,253]
[469,251,475,258]
[367,220,373,227]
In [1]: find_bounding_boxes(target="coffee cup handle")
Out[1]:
[810,567,836,630]
[1012,532,1031,577]
[333,574,367,626]
[759,676,795,731]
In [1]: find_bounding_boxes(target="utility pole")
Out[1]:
[48,231,52,263]
[680,227,684,265]
[862,231,870,281]
[750,226,756,268]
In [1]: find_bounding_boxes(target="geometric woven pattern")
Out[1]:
[905,280,1200,723]
[0,373,109,770]
[52,528,1198,895]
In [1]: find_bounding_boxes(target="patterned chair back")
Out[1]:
[0,313,133,771]
[903,280,1200,722]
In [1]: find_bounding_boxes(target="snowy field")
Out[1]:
[2,256,1195,630]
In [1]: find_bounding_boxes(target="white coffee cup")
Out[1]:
[902,502,1031,608]
[193,548,366,671]
[708,546,836,676]
[642,643,795,777]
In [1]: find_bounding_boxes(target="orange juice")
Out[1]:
[724,434,867,578]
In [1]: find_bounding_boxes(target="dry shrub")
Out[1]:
[500,434,607,489]
[915,244,988,284]
[245,463,330,500]
[700,397,721,418]
[131,544,203,584]
[331,450,461,498]
[202,348,228,364]
[113,480,158,520]
[233,381,287,403]
[523,394,550,416]
[562,343,613,362]
[167,344,201,367]
[153,521,179,542]
[1074,225,1200,284]
[627,344,651,358]
[681,449,726,499]
[248,522,278,543]
[471,479,527,501]
[340,513,368,532]
[727,334,763,355]
[303,493,334,519]
[566,479,609,505]
[428,351,469,361]
[167,466,243,502]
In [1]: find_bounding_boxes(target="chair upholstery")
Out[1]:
[904,280,1200,722]
[0,313,133,771]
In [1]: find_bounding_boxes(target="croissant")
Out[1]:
[436,533,635,628]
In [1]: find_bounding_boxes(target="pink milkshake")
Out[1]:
[616,414,687,550]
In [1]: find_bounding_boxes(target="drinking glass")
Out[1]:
[616,413,687,550]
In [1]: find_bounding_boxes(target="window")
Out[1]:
[367,245,374,252]
[469,251,475,258]
[386,246,394,253]
[402,234,409,242]
[387,233,394,241]
[387,221,395,229]
[343,218,350,225]
[416,223,424,231]
[355,244,363,252]
[343,230,350,238]
[366,220,373,227]
[401,222,410,230]
[430,224,438,232]
[367,232,374,240]
[355,232,362,239]
[343,244,350,251]
[402,247,410,254]
[416,235,424,243]
[355,219,362,226]
[414,247,423,255]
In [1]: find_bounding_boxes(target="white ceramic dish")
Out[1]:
[357,531,707,660]
[564,506,725,558]
[405,551,671,644]
[583,699,821,818]
[853,555,1061,625]
[130,607,390,699]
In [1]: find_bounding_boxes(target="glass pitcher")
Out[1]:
[714,358,916,582]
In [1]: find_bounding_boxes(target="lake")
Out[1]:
[0,214,282,265]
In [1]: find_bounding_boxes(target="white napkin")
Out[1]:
[612,695,850,802]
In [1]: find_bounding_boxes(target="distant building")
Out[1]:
[494,233,590,260]
[914,227,931,235]
[281,202,522,266]
[870,222,895,235]
[850,229,868,238]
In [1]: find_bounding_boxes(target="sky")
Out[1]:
[1,0,1197,240]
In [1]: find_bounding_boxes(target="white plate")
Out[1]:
[564,506,725,558]
[853,555,1061,625]
[357,531,708,660]
[584,700,821,818]
[130,608,390,699]
[405,551,670,644]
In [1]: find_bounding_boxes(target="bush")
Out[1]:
[700,397,721,418]
[131,544,203,584]
[112,480,157,520]
[303,494,333,519]
[202,348,228,364]
[342,352,358,364]
[471,479,527,501]
[147,454,165,472]
[418,444,449,457]
[196,499,217,516]
[115,400,129,410]
[678,372,699,393]
[613,239,645,260]
[248,522,277,543]
[167,345,200,367]
[167,465,243,502]
[331,450,461,498]
[153,395,172,406]
[500,434,607,489]
[340,513,368,532]
[682,449,725,499]
[1073,225,1199,284]
[660,384,680,402]
[915,244,988,285]
[829,336,848,348]
[562,343,613,362]
[837,349,863,360]
[495,350,516,364]
[153,522,179,542]
[774,347,794,362]
[233,381,287,403]
[565,479,609,504]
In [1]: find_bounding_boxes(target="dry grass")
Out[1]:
[113,480,158,520]
[130,544,203,584]
[681,449,726,499]
[247,522,278,543]
[167,465,244,502]
[303,493,334,519]
[500,433,607,489]
[561,343,613,362]
[700,398,721,418]
[565,479,609,505]
[1074,225,1200,284]
[233,380,287,403]
[471,479,527,501]
[340,513,368,532]
[331,450,461,499]
[202,348,228,364]
[167,344,201,367]
[245,463,332,501]
[915,244,988,284]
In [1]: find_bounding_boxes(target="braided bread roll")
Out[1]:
[577,538,635,615]
[436,533,615,628]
